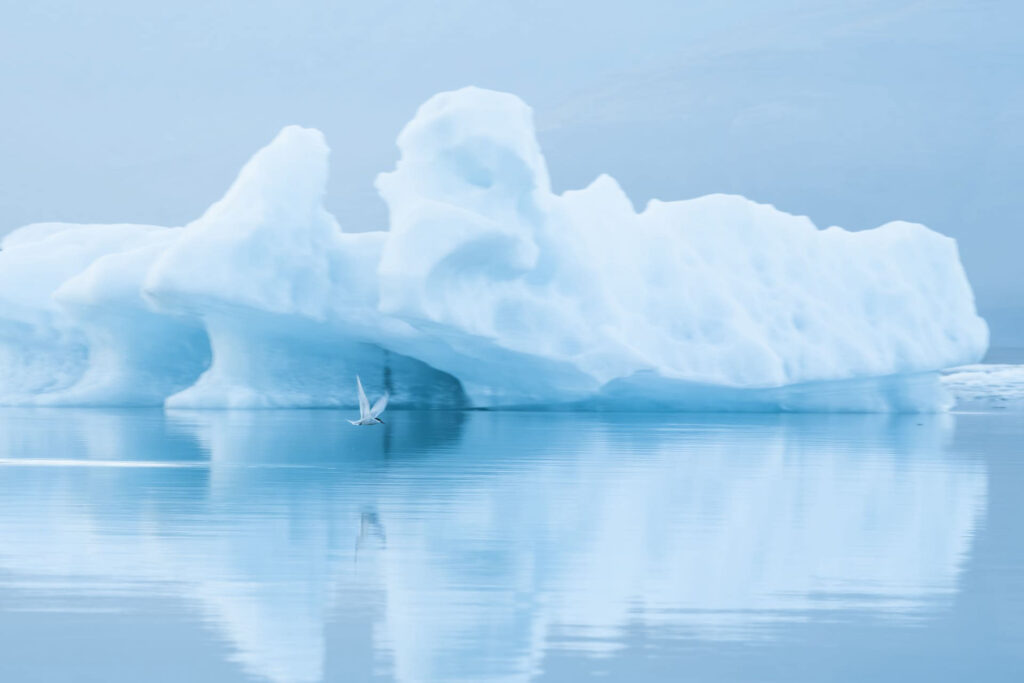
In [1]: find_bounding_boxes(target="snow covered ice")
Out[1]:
[0,87,990,411]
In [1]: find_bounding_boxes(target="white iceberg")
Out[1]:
[0,87,988,411]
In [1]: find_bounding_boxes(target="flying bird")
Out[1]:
[349,375,389,425]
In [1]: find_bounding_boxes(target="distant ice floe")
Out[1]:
[943,364,1024,411]
[0,88,989,411]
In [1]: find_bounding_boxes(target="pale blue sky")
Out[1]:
[1,0,1020,344]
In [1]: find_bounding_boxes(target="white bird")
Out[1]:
[349,375,389,425]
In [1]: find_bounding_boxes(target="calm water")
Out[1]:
[0,409,1020,682]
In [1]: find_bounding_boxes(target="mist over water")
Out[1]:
[0,408,1019,682]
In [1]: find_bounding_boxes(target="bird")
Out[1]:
[349,375,389,425]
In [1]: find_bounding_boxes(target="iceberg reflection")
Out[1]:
[0,410,985,682]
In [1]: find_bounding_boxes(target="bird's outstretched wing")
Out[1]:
[356,375,370,420]
[370,393,389,419]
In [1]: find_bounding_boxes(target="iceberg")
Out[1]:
[0,87,988,411]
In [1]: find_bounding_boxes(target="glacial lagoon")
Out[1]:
[0,408,1020,682]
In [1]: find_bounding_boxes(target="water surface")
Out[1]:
[0,409,1020,682]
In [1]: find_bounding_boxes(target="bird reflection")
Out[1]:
[355,507,387,563]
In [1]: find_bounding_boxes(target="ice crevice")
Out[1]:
[0,87,988,411]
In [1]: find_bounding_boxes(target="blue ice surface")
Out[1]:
[0,407,1020,682]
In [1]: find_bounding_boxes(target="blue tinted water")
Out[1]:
[0,409,1020,682]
